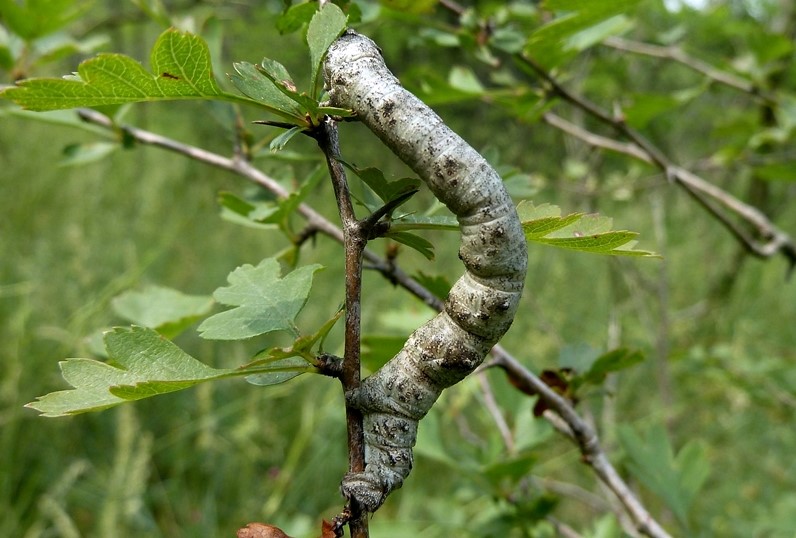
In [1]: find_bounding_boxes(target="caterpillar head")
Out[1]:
[340,471,389,513]
[323,29,388,109]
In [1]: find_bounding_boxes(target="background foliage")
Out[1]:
[2,0,795,537]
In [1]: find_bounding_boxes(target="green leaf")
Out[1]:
[316,105,356,118]
[228,61,305,121]
[25,326,237,417]
[390,202,656,257]
[0,44,14,71]
[380,0,438,14]
[218,166,325,230]
[447,66,485,94]
[619,423,710,529]
[111,285,214,339]
[276,2,318,34]
[198,258,324,340]
[0,0,92,40]
[129,0,171,27]
[414,70,487,106]
[361,334,407,371]
[59,141,119,167]
[306,3,347,98]
[753,161,796,182]
[526,0,642,68]
[1,29,252,111]
[270,126,303,152]
[480,451,537,488]
[518,201,658,257]
[244,309,343,384]
[565,15,634,52]
[31,32,110,68]
[389,214,459,232]
[412,271,452,300]
[251,60,321,118]
[259,57,295,89]
[386,231,436,260]
[245,357,314,386]
[622,87,705,129]
[0,108,110,137]
[579,348,644,387]
[344,164,422,205]
[218,193,279,230]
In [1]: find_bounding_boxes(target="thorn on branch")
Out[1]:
[253,119,303,130]
[361,189,420,237]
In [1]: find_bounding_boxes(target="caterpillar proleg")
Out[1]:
[324,30,528,512]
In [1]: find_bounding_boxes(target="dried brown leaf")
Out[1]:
[237,522,293,538]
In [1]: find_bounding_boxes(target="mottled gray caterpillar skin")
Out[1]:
[324,30,528,512]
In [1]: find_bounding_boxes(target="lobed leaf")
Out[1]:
[25,318,334,417]
[111,285,214,339]
[198,258,324,340]
[518,201,658,257]
[25,326,237,417]
[1,29,253,111]
[619,423,710,529]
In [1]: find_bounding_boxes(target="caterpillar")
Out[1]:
[324,30,528,512]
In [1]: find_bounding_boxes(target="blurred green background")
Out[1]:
[2,1,796,537]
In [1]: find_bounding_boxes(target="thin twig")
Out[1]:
[488,350,672,538]
[476,372,515,454]
[531,476,612,513]
[521,58,796,268]
[75,107,672,538]
[436,0,794,264]
[548,517,585,538]
[541,112,653,164]
[603,36,775,104]
[314,118,370,538]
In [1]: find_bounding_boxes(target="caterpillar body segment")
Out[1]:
[324,30,528,512]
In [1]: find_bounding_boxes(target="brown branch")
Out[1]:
[603,36,775,104]
[435,0,795,268]
[476,372,515,454]
[541,112,653,164]
[314,118,369,538]
[75,107,672,538]
[521,58,796,270]
[488,350,672,538]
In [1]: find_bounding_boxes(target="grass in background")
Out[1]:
[2,2,796,536]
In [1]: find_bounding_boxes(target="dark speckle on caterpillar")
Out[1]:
[324,30,528,512]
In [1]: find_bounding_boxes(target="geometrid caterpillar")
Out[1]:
[324,30,528,512]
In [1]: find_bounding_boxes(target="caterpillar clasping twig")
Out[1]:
[324,30,528,512]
